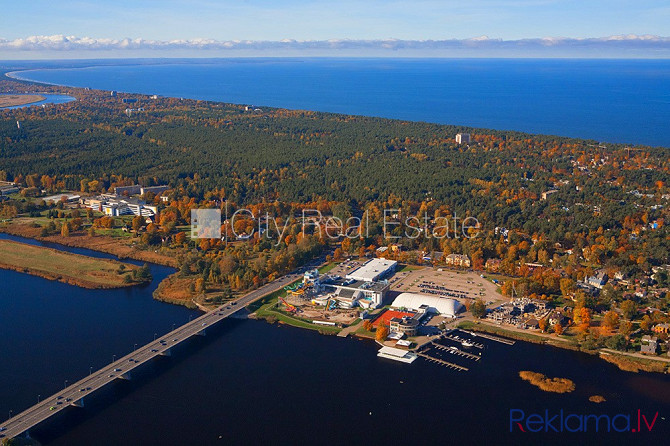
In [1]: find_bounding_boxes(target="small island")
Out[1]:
[519,371,575,393]
[0,94,46,108]
[0,239,151,289]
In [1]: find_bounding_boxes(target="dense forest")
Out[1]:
[1,76,669,290]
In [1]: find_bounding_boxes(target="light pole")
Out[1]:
[133,343,137,352]
[37,395,41,403]
[172,323,176,331]
[89,366,93,376]
[153,333,157,341]
[112,355,116,362]
[8,410,12,420]
[64,379,68,390]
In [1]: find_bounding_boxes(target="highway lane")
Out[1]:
[0,267,311,440]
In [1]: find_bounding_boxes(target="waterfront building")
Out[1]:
[640,336,659,355]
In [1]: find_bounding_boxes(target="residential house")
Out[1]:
[640,336,658,355]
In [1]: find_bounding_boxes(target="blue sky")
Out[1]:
[1,0,669,58]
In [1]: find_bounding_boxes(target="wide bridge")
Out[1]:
[0,270,303,440]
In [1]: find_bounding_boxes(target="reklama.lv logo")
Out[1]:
[510,409,659,433]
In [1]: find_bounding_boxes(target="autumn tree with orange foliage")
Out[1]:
[376,323,389,342]
[602,311,620,331]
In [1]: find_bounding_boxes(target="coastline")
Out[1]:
[6,60,670,148]
[5,69,67,86]
[0,239,148,289]
[459,320,670,374]
[0,223,178,267]
[0,259,139,290]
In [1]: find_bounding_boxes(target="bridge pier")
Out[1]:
[197,329,206,336]
[119,372,131,380]
[159,348,171,356]
[71,398,84,408]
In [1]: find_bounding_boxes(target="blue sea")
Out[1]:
[8,58,670,147]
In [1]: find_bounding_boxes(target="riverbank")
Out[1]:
[0,93,45,108]
[0,221,178,267]
[247,269,342,335]
[0,239,148,289]
[459,320,670,374]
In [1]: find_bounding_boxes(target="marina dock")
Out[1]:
[470,332,515,345]
[441,334,485,349]
[417,352,469,371]
[430,342,481,361]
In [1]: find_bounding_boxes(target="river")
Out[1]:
[0,93,76,110]
[0,233,668,445]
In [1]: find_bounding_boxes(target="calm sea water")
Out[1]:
[0,233,669,445]
[9,58,670,147]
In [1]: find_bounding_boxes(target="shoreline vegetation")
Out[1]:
[518,371,576,393]
[459,320,670,374]
[0,222,177,267]
[0,239,149,289]
[0,93,45,108]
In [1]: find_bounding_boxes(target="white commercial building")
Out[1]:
[391,292,463,317]
[346,258,397,282]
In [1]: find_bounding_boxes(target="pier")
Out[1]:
[470,332,516,345]
[441,334,485,349]
[430,342,481,361]
[417,352,469,371]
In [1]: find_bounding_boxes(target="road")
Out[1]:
[0,265,313,440]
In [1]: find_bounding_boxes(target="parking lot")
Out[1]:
[390,267,505,306]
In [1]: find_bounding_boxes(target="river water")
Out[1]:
[0,233,668,445]
[0,93,76,110]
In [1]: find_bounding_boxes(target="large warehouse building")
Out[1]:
[391,292,463,317]
[346,258,397,282]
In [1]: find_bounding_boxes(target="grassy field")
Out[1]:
[318,262,339,274]
[0,94,45,108]
[0,239,145,289]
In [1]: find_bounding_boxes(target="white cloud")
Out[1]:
[0,34,668,54]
